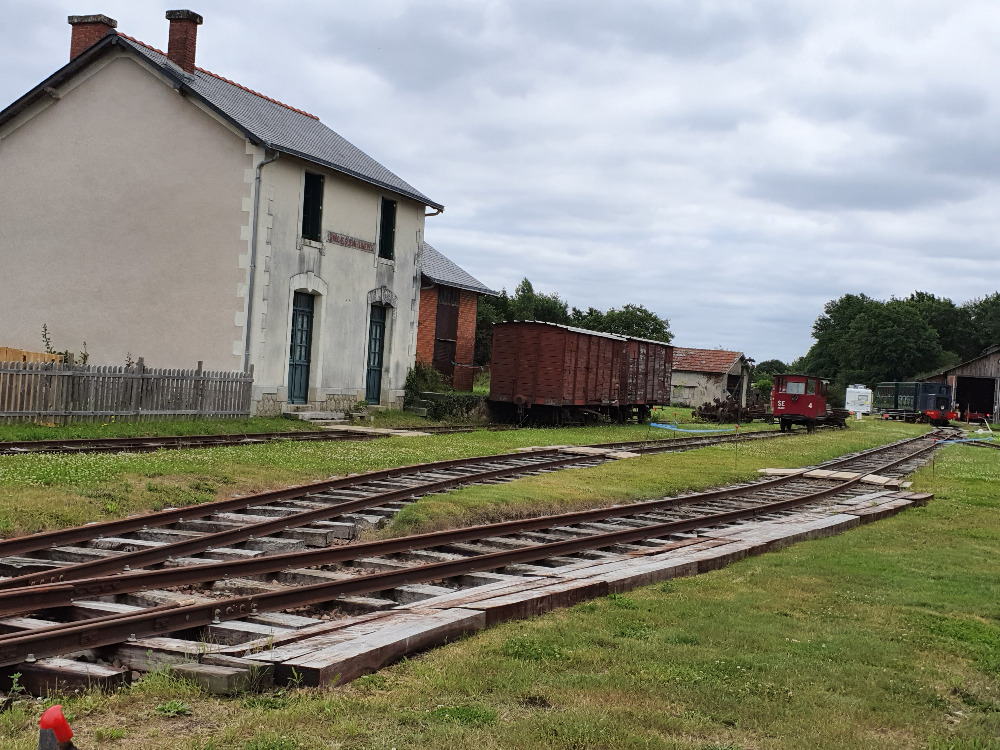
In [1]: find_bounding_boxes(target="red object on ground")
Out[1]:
[39,705,73,743]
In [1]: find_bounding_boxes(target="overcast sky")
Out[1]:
[4,1,999,362]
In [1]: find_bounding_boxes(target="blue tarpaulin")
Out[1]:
[935,437,999,445]
[649,423,737,434]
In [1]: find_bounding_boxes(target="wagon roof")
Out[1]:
[496,321,627,341]
[672,347,743,374]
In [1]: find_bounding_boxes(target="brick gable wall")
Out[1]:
[416,285,438,365]
[415,283,480,391]
[453,289,479,391]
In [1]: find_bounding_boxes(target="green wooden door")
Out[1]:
[365,305,386,404]
[288,292,314,404]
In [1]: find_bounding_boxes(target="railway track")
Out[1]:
[0,430,787,592]
[0,424,499,455]
[0,428,949,691]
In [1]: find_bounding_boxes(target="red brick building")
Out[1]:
[417,243,497,391]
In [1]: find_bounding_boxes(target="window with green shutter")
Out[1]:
[378,197,396,260]
[302,172,324,242]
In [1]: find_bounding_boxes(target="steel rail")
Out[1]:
[0,448,569,558]
[0,431,816,588]
[0,431,787,559]
[0,433,937,617]
[1,451,602,589]
[0,435,942,668]
[0,431,929,592]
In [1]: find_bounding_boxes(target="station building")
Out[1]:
[0,10,444,414]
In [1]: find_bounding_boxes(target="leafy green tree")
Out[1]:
[474,290,509,365]
[570,306,606,331]
[508,278,571,324]
[754,359,788,376]
[844,300,945,383]
[601,304,672,342]
[966,293,1000,355]
[903,291,975,363]
[750,359,787,398]
[798,293,875,380]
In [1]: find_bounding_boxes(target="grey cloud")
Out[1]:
[3,0,1000,364]
[515,0,808,61]
[746,170,980,211]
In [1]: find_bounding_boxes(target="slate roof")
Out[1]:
[421,243,497,296]
[0,32,442,210]
[672,347,744,374]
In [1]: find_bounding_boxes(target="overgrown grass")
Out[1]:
[0,427,995,749]
[0,417,904,537]
[384,419,926,533]
[0,417,315,443]
[472,370,490,395]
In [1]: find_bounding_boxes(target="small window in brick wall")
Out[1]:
[378,197,396,260]
[302,172,324,242]
[437,286,459,306]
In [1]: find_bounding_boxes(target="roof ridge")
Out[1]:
[194,67,319,120]
[117,32,320,121]
[116,32,167,57]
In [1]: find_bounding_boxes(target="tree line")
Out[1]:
[475,278,672,364]
[763,291,1000,397]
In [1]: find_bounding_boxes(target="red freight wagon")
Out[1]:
[622,336,673,407]
[488,321,672,423]
[771,373,832,431]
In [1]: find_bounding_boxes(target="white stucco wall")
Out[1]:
[0,53,251,370]
[671,372,726,407]
[671,360,747,407]
[247,155,425,411]
[1,49,428,413]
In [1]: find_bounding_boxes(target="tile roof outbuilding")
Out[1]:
[672,347,744,374]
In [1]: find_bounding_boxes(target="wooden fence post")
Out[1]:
[195,361,206,417]
[132,358,145,418]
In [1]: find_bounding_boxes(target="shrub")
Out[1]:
[403,362,450,408]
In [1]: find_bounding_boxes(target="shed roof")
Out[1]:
[672,347,744,374]
[0,32,442,210]
[927,345,1000,378]
[421,243,498,296]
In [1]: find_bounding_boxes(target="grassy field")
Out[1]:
[0,417,320,443]
[1,421,995,748]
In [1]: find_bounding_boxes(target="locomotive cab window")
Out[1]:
[786,381,806,395]
[806,379,816,395]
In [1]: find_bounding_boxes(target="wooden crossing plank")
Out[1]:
[274,608,485,687]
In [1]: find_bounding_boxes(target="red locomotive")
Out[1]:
[771,373,846,431]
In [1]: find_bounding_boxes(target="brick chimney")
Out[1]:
[165,10,203,73]
[67,14,117,60]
